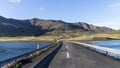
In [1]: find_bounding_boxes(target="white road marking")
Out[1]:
[66,45,68,49]
[66,52,70,58]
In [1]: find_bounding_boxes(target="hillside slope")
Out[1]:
[0,15,114,37]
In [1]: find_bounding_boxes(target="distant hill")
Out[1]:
[0,15,114,37]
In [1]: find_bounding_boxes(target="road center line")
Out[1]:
[66,46,67,49]
[66,52,70,58]
[66,45,68,49]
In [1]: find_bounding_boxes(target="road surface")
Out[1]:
[48,41,120,68]
[22,42,62,68]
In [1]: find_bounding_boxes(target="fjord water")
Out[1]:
[88,40,120,49]
[88,40,120,58]
[0,42,51,61]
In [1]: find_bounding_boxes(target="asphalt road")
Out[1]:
[48,41,120,68]
[22,42,62,68]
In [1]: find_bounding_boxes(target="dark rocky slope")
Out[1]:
[0,16,114,37]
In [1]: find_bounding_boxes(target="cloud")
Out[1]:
[109,3,120,8]
[40,7,44,11]
[9,0,21,3]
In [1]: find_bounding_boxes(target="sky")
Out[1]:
[0,0,120,30]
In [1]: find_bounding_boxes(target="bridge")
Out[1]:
[1,40,120,68]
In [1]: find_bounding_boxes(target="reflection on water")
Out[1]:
[0,41,51,61]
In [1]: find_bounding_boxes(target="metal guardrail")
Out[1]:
[69,41,120,59]
[0,43,53,68]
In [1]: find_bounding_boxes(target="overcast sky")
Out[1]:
[0,0,120,29]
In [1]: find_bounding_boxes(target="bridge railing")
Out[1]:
[69,41,120,59]
[0,43,53,68]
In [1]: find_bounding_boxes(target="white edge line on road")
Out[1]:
[66,52,70,58]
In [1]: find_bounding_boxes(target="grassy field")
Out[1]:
[0,32,120,42]
[66,33,120,41]
[0,36,55,42]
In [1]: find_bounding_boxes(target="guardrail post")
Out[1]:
[70,41,120,60]
[105,51,108,55]
[93,47,96,51]
[0,43,53,68]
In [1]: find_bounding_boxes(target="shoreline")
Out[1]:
[0,38,119,42]
[0,37,54,42]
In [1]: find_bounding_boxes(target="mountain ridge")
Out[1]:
[0,15,114,37]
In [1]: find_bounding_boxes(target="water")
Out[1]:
[88,40,120,58]
[88,40,120,50]
[0,41,51,61]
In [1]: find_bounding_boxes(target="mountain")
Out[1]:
[0,15,114,37]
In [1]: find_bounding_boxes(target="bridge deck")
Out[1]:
[48,41,120,68]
